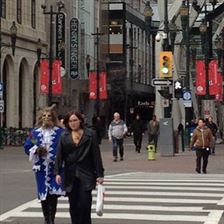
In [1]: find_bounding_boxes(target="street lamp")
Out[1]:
[144,1,153,81]
[199,20,210,98]
[91,28,104,117]
[41,2,64,106]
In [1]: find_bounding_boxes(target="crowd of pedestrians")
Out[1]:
[23,106,222,223]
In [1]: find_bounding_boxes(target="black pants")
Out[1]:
[67,179,92,224]
[195,148,210,172]
[41,194,58,224]
[133,134,142,152]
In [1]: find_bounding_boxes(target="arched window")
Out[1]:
[17,0,22,24]
[31,0,36,28]
[1,0,6,18]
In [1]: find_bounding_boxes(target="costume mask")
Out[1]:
[42,111,54,128]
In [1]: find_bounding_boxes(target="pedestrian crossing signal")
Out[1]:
[159,51,173,78]
[174,80,183,99]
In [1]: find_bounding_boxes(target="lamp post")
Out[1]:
[91,28,104,117]
[144,1,153,81]
[180,0,190,90]
[199,20,210,99]
[41,2,64,106]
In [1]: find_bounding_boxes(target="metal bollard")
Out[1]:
[147,144,155,160]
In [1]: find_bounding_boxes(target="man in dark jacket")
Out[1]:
[131,114,145,153]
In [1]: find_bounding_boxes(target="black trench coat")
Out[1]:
[54,128,104,193]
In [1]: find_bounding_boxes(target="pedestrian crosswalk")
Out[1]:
[1,172,224,224]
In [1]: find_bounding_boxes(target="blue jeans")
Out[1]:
[112,137,124,158]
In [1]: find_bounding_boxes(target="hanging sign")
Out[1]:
[70,18,79,79]
[209,60,219,95]
[40,59,49,95]
[99,71,108,100]
[195,60,206,95]
[52,59,62,94]
[56,12,66,68]
[89,71,97,100]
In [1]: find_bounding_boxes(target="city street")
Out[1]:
[0,136,224,224]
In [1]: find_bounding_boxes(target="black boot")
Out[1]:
[48,195,58,224]
[41,200,50,224]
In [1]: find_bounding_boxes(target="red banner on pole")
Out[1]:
[89,71,97,100]
[195,60,206,95]
[215,73,223,102]
[52,59,62,94]
[40,59,49,94]
[209,60,219,95]
[99,71,107,100]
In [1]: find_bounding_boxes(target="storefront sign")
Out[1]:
[56,12,66,68]
[70,18,79,79]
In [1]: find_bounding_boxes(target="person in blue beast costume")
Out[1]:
[24,106,65,224]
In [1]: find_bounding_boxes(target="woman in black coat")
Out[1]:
[55,111,104,224]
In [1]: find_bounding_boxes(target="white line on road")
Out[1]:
[104,185,224,192]
[59,196,218,204]
[204,211,224,224]
[32,203,210,212]
[11,211,209,222]
[91,190,223,198]
[0,199,38,222]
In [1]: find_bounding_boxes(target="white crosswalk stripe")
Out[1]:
[1,172,224,223]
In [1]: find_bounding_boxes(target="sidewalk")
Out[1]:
[100,135,224,175]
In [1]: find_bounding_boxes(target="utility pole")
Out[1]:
[91,27,104,116]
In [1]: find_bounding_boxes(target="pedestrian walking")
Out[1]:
[147,115,160,151]
[131,114,145,153]
[92,115,104,144]
[108,112,128,162]
[190,118,213,174]
[206,116,218,155]
[24,107,65,224]
[54,111,104,224]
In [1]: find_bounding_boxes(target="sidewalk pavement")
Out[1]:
[100,135,224,175]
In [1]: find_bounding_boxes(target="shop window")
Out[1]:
[109,20,122,34]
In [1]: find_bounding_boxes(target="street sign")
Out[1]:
[183,91,191,100]
[152,78,173,86]
[0,100,4,113]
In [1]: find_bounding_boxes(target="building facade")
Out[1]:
[0,0,47,128]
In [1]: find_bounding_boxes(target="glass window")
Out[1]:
[17,0,22,24]
[109,20,123,34]
[1,0,6,18]
[31,0,36,28]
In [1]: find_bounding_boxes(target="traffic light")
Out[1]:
[159,51,173,78]
[174,80,183,99]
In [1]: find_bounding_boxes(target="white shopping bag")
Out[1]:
[96,184,105,216]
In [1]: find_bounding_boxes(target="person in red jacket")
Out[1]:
[190,118,213,174]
